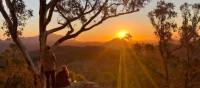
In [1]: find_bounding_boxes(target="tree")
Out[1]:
[0,0,36,73]
[179,3,200,88]
[125,33,133,40]
[148,1,177,88]
[1,0,149,87]
[39,0,149,50]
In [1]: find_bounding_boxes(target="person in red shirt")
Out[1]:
[55,65,71,88]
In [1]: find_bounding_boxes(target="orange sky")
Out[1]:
[0,3,156,42]
[0,0,199,42]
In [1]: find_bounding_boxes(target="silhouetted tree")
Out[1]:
[0,0,36,73]
[39,0,149,50]
[148,1,177,88]
[125,33,133,40]
[179,3,200,88]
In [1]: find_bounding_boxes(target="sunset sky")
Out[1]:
[0,0,199,42]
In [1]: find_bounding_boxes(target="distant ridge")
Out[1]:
[0,35,147,52]
[104,38,129,49]
[0,34,103,52]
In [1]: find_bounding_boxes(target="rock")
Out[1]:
[66,81,100,88]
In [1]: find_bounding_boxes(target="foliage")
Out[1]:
[179,3,200,88]
[179,3,200,45]
[5,70,34,88]
[0,0,33,37]
[0,44,34,88]
[148,1,177,43]
[149,1,200,88]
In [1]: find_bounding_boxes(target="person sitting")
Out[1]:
[55,65,71,88]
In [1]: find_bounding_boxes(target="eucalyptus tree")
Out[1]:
[0,0,35,72]
[148,1,177,88]
[179,3,200,88]
[39,0,149,50]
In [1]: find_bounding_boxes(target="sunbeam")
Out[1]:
[116,40,159,88]
[126,43,159,88]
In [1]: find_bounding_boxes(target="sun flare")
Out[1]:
[117,30,128,39]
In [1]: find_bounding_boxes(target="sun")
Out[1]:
[117,30,128,39]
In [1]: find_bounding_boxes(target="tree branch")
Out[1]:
[5,0,18,35]
[52,0,109,46]
[0,0,12,27]
[50,0,145,47]
[67,22,75,35]
[45,0,60,26]
[46,0,99,35]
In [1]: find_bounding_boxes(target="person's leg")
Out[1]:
[50,70,56,88]
[45,71,51,88]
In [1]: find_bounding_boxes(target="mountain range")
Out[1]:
[0,34,126,52]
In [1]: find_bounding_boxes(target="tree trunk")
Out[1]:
[12,37,37,73]
[184,46,191,88]
[10,35,46,88]
[159,42,170,88]
[164,53,170,88]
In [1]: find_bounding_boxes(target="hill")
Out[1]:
[0,34,127,52]
[0,34,103,52]
[103,38,128,50]
[0,40,10,52]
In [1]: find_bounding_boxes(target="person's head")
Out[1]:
[45,45,51,51]
[62,65,69,72]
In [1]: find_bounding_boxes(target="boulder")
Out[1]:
[66,81,100,88]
